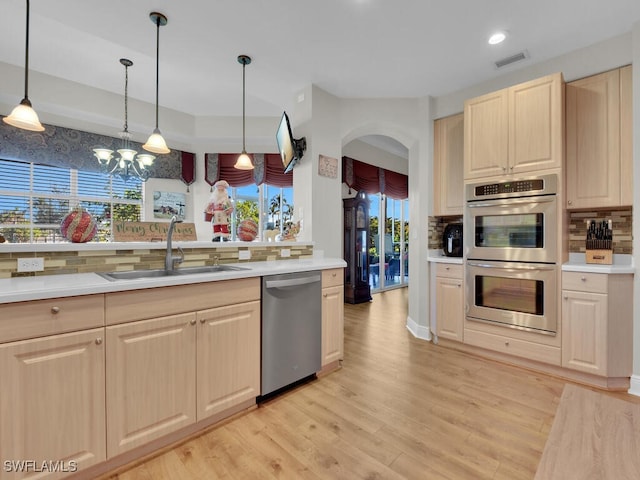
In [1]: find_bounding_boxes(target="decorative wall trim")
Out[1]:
[629,375,640,397]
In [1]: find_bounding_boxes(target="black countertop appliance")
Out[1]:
[442,223,463,257]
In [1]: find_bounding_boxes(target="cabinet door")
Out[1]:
[464,89,509,179]
[620,65,633,206]
[0,328,106,478]
[561,290,608,376]
[434,113,464,215]
[106,313,196,457]
[566,69,621,208]
[509,73,563,175]
[322,284,344,366]
[435,276,464,342]
[196,301,260,420]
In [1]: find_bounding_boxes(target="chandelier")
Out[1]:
[93,58,155,182]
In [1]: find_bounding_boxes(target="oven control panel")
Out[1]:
[475,179,544,196]
[466,174,557,201]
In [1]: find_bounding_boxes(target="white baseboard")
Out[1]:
[629,375,640,397]
[406,315,431,341]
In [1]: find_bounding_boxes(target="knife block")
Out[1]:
[586,249,612,265]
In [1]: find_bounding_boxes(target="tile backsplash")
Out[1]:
[429,215,463,251]
[568,208,633,254]
[0,243,314,279]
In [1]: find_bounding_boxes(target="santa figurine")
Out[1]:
[204,180,234,242]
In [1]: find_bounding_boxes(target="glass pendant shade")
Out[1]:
[143,128,170,154]
[93,148,114,163]
[234,151,254,170]
[3,99,44,132]
[137,153,155,167]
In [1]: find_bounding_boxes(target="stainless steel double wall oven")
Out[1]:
[464,174,558,335]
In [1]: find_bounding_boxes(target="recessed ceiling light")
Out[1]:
[488,32,507,45]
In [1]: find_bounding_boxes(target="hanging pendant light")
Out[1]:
[234,54,254,170]
[3,0,44,132]
[143,12,170,155]
[93,58,155,182]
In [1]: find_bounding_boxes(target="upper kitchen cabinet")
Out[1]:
[464,73,564,180]
[434,113,464,215]
[566,66,633,209]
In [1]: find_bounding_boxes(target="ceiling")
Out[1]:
[1,0,640,121]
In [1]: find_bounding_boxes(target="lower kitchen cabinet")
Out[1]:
[105,313,197,457]
[0,328,106,479]
[196,301,261,419]
[561,272,633,378]
[321,269,345,368]
[435,263,464,342]
[105,297,261,457]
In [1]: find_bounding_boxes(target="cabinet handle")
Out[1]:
[457,284,461,288]
[190,319,197,326]
[568,200,573,206]
[95,338,103,345]
[323,293,328,297]
[445,266,450,271]
[200,318,206,324]
[564,296,568,300]
[581,276,586,282]
[510,166,514,171]
[502,167,506,172]
[332,272,337,277]
[51,306,60,314]
[504,341,509,347]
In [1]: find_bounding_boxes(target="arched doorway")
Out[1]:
[342,134,409,293]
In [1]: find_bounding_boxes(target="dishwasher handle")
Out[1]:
[265,274,321,289]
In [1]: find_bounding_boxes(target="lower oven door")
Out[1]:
[466,260,557,335]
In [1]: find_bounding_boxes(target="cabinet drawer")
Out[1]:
[105,277,260,325]
[322,268,344,288]
[464,328,561,366]
[436,263,463,279]
[0,294,105,344]
[562,272,607,294]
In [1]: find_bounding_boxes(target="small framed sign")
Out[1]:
[318,154,338,179]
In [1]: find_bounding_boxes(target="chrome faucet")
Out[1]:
[165,215,184,272]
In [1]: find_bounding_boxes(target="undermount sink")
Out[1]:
[98,264,250,281]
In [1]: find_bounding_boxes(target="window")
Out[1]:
[0,159,142,243]
[231,183,293,241]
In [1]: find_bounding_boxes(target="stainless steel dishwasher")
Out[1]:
[261,271,322,397]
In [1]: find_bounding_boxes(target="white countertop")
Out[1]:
[427,249,463,264]
[0,258,346,304]
[562,253,634,274]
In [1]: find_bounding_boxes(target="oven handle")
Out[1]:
[466,196,555,208]
[466,261,555,272]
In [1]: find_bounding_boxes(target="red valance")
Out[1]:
[181,152,195,191]
[342,156,408,199]
[204,153,292,188]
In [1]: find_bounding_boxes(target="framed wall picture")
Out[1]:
[153,191,186,220]
[318,154,338,179]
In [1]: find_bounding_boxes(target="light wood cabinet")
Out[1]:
[435,263,464,342]
[464,73,564,180]
[0,328,106,478]
[321,268,345,367]
[433,113,464,215]
[105,278,261,456]
[566,66,632,209]
[105,313,197,457]
[196,301,261,419]
[561,272,633,378]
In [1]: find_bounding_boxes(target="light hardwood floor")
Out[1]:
[103,288,640,479]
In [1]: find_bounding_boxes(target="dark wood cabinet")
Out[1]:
[343,192,371,304]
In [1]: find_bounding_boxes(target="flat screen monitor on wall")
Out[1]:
[276,111,306,174]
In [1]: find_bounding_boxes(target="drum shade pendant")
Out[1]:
[234,55,254,170]
[143,12,170,155]
[93,59,155,182]
[3,0,44,132]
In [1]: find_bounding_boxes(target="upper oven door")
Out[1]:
[464,194,557,263]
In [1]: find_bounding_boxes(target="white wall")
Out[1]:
[342,139,408,175]
[631,22,640,396]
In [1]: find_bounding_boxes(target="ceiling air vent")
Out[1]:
[495,50,528,69]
